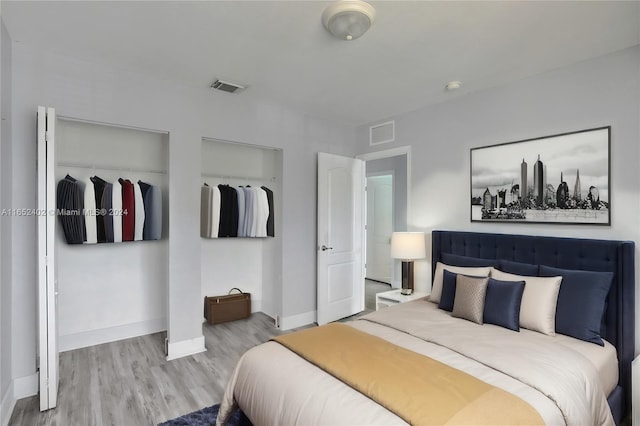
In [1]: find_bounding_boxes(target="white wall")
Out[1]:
[0,12,14,426]
[8,40,356,390]
[356,46,640,348]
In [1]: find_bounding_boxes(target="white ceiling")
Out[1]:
[2,1,639,126]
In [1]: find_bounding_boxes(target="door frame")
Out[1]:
[357,146,411,289]
[365,172,394,284]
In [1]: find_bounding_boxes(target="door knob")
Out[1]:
[321,245,333,251]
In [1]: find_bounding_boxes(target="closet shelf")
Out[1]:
[201,172,276,182]
[57,161,167,175]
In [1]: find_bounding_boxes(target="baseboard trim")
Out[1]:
[166,335,206,361]
[250,299,262,313]
[280,310,316,331]
[59,318,167,352]
[13,374,37,400]
[0,381,15,426]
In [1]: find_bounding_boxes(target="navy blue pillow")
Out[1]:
[483,278,525,331]
[539,265,613,346]
[438,270,458,312]
[441,253,497,268]
[498,259,538,276]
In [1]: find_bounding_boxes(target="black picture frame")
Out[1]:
[470,126,611,225]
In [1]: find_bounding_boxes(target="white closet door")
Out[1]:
[37,106,58,411]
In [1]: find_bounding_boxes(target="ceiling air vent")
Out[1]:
[210,79,245,94]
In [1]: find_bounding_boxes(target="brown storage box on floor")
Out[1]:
[204,288,251,325]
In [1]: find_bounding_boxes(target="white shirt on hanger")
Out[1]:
[255,187,269,237]
[84,178,98,244]
[235,186,246,237]
[210,185,221,238]
[133,182,146,241]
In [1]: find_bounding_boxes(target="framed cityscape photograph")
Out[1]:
[470,127,611,225]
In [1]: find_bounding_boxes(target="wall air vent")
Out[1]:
[370,120,395,146]
[210,79,245,94]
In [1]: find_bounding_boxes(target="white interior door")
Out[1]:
[317,152,365,325]
[37,106,58,411]
[366,175,393,283]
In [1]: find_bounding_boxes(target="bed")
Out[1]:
[216,230,635,425]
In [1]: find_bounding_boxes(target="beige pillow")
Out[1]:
[429,262,493,304]
[452,275,489,324]
[490,269,562,335]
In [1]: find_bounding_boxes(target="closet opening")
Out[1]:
[55,117,169,353]
[38,111,170,410]
[200,138,283,326]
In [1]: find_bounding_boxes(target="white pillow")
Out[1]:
[429,262,493,304]
[490,268,562,336]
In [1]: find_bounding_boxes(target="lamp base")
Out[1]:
[401,260,414,296]
[400,287,413,295]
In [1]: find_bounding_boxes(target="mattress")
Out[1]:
[409,298,619,396]
[217,300,616,425]
[553,328,618,396]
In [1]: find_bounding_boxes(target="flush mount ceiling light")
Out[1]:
[322,0,376,41]
[446,81,462,91]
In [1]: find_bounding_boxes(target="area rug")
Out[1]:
[159,403,252,426]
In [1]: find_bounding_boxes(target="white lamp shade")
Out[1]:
[390,232,426,260]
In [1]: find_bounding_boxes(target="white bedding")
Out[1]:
[217,301,616,426]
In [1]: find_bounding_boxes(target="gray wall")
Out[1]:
[0,13,13,422]
[7,40,356,393]
[356,46,640,349]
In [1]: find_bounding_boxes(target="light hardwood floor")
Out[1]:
[9,313,290,426]
[10,284,385,426]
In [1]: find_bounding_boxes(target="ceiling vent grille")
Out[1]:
[370,120,395,145]
[210,79,245,94]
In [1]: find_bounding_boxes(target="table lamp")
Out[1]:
[391,232,426,295]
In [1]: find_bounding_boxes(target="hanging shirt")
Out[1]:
[139,180,161,240]
[261,186,274,237]
[133,182,146,241]
[84,178,98,244]
[112,179,123,243]
[243,186,255,237]
[90,175,107,243]
[255,187,269,238]
[119,178,135,241]
[147,185,162,240]
[218,184,238,237]
[57,174,85,244]
[201,184,213,238]
[235,186,246,237]
[210,185,221,238]
[102,182,114,243]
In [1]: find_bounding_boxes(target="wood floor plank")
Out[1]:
[8,282,385,426]
[9,312,291,426]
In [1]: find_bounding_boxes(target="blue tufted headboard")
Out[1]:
[432,230,635,422]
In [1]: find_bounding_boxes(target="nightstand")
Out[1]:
[375,289,429,310]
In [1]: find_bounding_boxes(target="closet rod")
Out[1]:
[57,161,167,175]
[202,137,282,152]
[201,172,276,182]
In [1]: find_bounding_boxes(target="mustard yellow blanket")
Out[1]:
[274,323,544,426]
